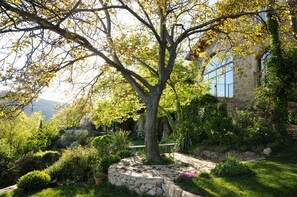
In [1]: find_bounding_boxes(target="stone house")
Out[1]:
[187,11,297,111]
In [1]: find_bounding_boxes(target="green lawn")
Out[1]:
[175,143,297,197]
[1,181,149,197]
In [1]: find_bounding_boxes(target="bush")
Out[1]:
[177,95,236,152]
[92,131,131,157]
[0,152,15,188]
[100,155,121,173]
[211,156,251,177]
[33,150,60,160]
[15,150,60,177]
[45,146,98,183]
[92,135,113,156]
[199,172,211,179]
[117,150,133,159]
[110,130,130,152]
[17,170,51,192]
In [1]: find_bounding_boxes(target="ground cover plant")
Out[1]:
[175,142,297,197]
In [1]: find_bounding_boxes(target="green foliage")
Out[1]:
[17,170,51,192]
[15,150,60,177]
[93,165,105,178]
[92,130,130,157]
[0,112,59,158]
[4,183,150,197]
[100,155,121,174]
[0,152,15,188]
[91,135,113,157]
[116,150,133,159]
[110,130,130,152]
[199,172,211,179]
[160,134,177,144]
[24,121,59,153]
[45,146,98,183]
[91,72,144,128]
[142,154,174,165]
[211,156,251,177]
[177,95,236,152]
[54,130,89,149]
[52,98,91,130]
[159,59,206,117]
[175,143,297,197]
[176,132,192,153]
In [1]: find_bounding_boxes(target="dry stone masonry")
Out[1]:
[108,153,216,197]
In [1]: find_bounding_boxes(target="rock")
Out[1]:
[201,150,219,159]
[241,151,258,161]
[147,188,156,196]
[226,150,238,157]
[263,148,272,156]
[156,188,164,196]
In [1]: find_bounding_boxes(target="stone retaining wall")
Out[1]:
[108,154,214,197]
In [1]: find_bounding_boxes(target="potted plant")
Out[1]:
[93,165,105,185]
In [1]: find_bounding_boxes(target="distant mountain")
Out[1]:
[24,98,62,121]
[1,90,62,121]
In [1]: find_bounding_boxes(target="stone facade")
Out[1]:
[233,55,259,103]
[196,40,267,110]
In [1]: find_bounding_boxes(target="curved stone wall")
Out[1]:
[108,153,216,197]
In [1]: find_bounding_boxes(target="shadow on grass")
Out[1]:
[175,149,297,197]
[1,180,149,197]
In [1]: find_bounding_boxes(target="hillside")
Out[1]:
[24,98,62,121]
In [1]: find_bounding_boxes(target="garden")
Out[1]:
[0,0,297,197]
[1,93,297,197]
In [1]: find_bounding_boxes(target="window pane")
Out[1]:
[226,70,233,84]
[203,54,233,98]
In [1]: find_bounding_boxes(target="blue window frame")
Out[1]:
[203,55,234,98]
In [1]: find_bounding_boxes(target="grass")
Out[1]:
[0,181,149,197]
[175,142,297,197]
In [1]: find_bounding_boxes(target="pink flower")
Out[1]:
[181,173,197,179]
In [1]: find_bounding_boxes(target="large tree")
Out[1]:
[0,0,284,162]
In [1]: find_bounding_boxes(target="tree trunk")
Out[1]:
[267,5,288,135]
[145,95,161,163]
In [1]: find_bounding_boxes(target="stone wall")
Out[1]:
[108,154,216,197]
[233,55,258,103]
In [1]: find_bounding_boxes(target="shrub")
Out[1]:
[110,130,130,152]
[15,150,60,177]
[117,150,133,159]
[92,135,113,156]
[211,156,252,177]
[199,172,211,179]
[45,146,98,183]
[92,131,131,156]
[17,170,51,192]
[100,155,121,173]
[177,95,237,152]
[33,150,60,160]
[0,152,15,188]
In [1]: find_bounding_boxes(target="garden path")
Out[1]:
[0,185,17,194]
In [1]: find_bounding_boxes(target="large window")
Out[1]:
[203,55,234,98]
[258,50,271,86]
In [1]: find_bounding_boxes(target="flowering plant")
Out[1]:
[180,173,197,179]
